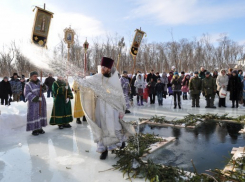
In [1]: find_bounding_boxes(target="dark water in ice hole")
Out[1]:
[140,122,245,173]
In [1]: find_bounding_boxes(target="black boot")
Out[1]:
[38,128,45,134]
[192,99,195,107]
[222,98,226,107]
[174,102,177,109]
[120,142,126,150]
[218,98,221,107]
[232,100,235,108]
[196,99,200,107]
[178,103,181,109]
[63,123,72,128]
[205,98,210,108]
[83,116,87,122]
[32,130,39,136]
[243,100,245,106]
[76,118,82,124]
[236,100,239,108]
[125,110,131,114]
[141,100,144,106]
[100,150,108,160]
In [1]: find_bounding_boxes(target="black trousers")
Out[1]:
[149,94,155,104]
[137,95,143,103]
[1,97,8,105]
[173,92,181,105]
[218,97,226,107]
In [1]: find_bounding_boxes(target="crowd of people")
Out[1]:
[118,66,245,112]
[0,57,135,160]
[1,61,245,160]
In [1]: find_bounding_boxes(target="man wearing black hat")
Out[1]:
[10,73,22,102]
[202,71,217,108]
[189,71,202,107]
[120,71,131,114]
[79,57,135,160]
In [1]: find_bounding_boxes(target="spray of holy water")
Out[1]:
[132,119,140,169]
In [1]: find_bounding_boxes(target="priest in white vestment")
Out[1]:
[78,57,135,160]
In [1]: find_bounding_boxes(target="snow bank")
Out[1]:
[0,102,27,135]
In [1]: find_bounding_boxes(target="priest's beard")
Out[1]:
[103,71,111,78]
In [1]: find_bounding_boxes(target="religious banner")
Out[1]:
[63,27,75,48]
[130,29,146,57]
[32,6,53,47]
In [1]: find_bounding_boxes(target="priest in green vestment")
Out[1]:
[50,76,73,129]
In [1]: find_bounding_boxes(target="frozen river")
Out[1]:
[0,94,245,182]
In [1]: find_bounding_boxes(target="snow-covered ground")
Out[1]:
[1,85,245,181]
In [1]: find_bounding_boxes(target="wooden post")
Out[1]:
[66,45,70,100]
[84,50,87,76]
[130,56,136,85]
[44,3,46,10]
[116,53,121,71]
[39,71,42,115]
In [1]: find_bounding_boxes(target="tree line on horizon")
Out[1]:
[0,33,244,77]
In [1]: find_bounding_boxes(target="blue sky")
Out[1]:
[1,0,245,48]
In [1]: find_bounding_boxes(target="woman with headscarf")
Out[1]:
[167,71,174,96]
[181,74,190,100]
[134,74,145,106]
[160,72,168,98]
[216,69,229,107]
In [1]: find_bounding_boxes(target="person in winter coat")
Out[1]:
[130,71,140,102]
[189,71,202,107]
[0,77,12,105]
[147,78,156,104]
[216,69,229,107]
[44,73,56,98]
[238,70,243,104]
[180,71,185,82]
[202,71,217,108]
[134,74,145,106]
[242,76,245,106]
[155,78,164,105]
[189,71,194,78]
[142,74,149,103]
[171,72,182,109]
[167,72,174,96]
[120,71,131,114]
[199,67,206,80]
[212,71,219,97]
[155,72,161,80]
[238,70,243,81]
[10,73,22,102]
[147,70,157,82]
[181,75,190,100]
[228,70,243,108]
[20,78,26,102]
[227,68,233,78]
[160,72,168,98]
